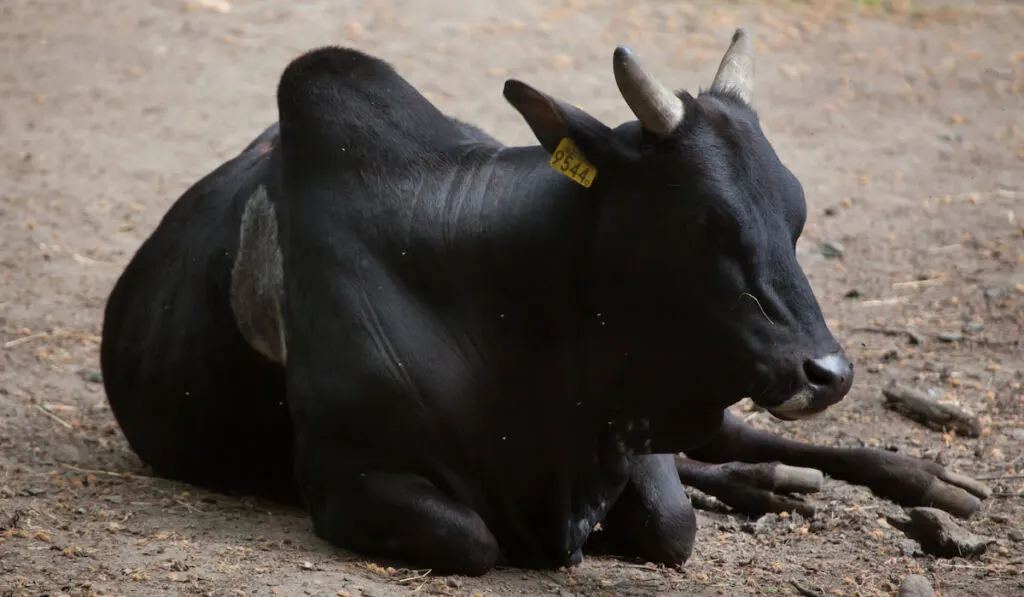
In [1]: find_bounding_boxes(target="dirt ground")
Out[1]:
[1,0,1023,595]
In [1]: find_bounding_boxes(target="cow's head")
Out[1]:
[503,29,852,423]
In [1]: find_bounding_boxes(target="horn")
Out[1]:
[710,28,754,104]
[612,47,685,136]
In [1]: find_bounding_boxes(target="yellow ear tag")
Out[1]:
[549,137,597,188]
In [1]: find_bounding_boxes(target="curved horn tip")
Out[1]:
[613,46,634,63]
[711,27,755,103]
[611,44,685,135]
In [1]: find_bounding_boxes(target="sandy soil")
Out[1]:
[1,0,1023,595]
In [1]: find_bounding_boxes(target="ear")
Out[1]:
[503,79,619,164]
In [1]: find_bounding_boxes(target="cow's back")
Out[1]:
[99,124,298,503]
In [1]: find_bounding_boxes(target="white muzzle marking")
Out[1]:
[766,388,816,420]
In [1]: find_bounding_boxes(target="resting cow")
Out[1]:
[100,29,989,575]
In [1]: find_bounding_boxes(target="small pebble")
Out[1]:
[895,538,922,557]
[1009,530,1024,543]
[936,332,963,343]
[79,369,104,384]
[982,67,1014,80]
[718,518,740,532]
[819,241,845,260]
[741,513,778,535]
[961,322,985,335]
[897,507,994,559]
[809,520,830,534]
[898,574,936,597]
[881,345,901,362]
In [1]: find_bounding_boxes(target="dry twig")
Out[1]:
[175,499,204,513]
[853,326,909,337]
[34,403,73,430]
[789,579,826,597]
[892,278,945,289]
[59,462,155,480]
[882,382,981,438]
[974,473,1024,481]
[852,326,924,344]
[397,569,432,584]
[4,329,102,349]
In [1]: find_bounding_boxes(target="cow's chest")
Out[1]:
[488,418,640,568]
[561,458,630,561]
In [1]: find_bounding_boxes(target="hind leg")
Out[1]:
[102,335,298,504]
[100,120,296,503]
[101,256,297,505]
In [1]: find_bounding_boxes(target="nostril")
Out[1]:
[803,355,851,389]
[804,358,836,387]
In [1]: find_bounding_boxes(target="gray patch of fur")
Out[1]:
[230,185,287,364]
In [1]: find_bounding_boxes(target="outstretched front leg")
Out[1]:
[679,410,991,518]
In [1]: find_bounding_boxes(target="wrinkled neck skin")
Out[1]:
[420,143,729,455]
[394,145,638,564]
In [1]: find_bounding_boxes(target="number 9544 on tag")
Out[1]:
[549,137,597,188]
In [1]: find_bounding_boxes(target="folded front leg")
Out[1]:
[302,468,500,576]
[683,410,990,518]
[584,454,697,567]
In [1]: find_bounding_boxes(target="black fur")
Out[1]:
[101,44,852,575]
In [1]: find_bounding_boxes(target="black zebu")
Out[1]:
[100,30,989,575]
